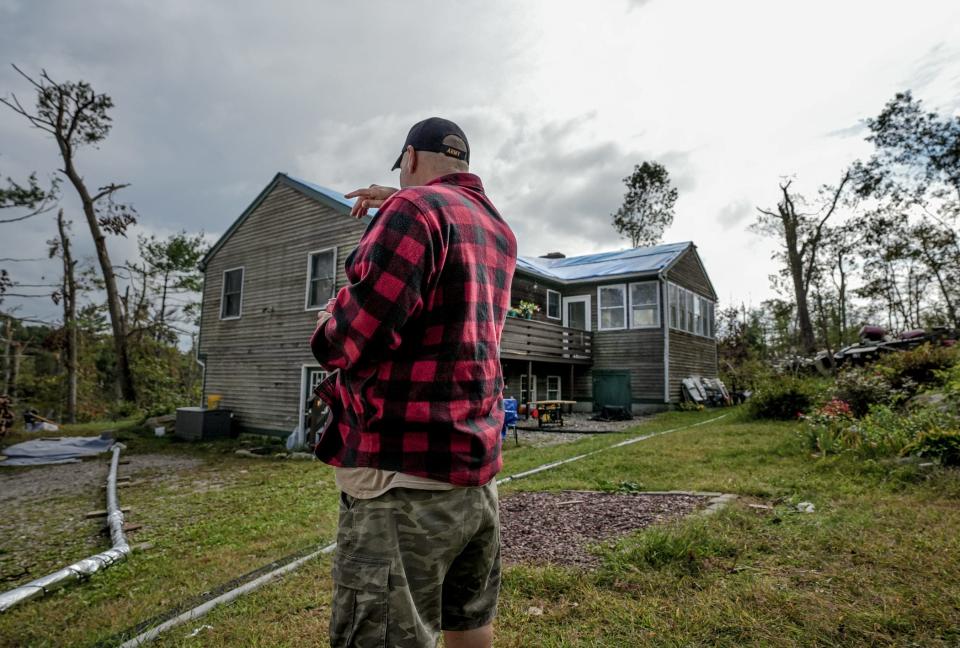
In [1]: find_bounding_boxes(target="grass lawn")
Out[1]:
[1,409,959,646]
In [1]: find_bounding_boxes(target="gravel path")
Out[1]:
[0,454,202,504]
[500,491,708,569]
[516,412,650,434]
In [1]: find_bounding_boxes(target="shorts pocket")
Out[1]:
[330,553,390,648]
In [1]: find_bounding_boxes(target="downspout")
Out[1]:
[0,445,130,612]
[195,274,207,408]
[660,272,670,404]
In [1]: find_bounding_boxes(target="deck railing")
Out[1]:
[500,317,593,365]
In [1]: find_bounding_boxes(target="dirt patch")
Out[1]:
[500,491,708,569]
[0,453,203,504]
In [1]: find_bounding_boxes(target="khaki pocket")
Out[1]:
[330,553,390,648]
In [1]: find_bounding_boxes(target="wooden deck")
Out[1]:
[500,317,593,365]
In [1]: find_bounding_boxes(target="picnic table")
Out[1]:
[528,400,577,428]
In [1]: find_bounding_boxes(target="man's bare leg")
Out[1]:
[443,623,493,648]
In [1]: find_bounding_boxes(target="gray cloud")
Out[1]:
[716,198,753,230]
[825,121,868,139]
[0,0,532,323]
[903,42,960,93]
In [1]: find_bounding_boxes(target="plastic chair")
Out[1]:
[502,398,519,446]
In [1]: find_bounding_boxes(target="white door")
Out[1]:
[520,373,537,404]
[299,366,329,447]
[563,295,591,331]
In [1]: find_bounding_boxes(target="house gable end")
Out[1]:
[662,245,717,300]
[200,173,372,271]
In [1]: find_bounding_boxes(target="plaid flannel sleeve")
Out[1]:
[310,197,436,371]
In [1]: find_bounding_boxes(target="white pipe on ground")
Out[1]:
[0,444,130,613]
[119,412,729,645]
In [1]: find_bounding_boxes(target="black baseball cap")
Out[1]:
[391,117,470,170]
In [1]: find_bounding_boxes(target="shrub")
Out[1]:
[747,377,817,420]
[800,402,956,459]
[720,358,773,393]
[798,399,855,455]
[875,343,958,391]
[903,429,960,466]
[832,369,897,417]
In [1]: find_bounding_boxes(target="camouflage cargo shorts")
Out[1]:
[329,480,501,648]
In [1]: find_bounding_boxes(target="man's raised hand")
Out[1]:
[345,185,397,218]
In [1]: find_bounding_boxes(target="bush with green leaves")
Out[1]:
[747,377,819,420]
[800,401,957,459]
[798,399,855,455]
[875,343,958,391]
[903,429,960,466]
[832,369,899,417]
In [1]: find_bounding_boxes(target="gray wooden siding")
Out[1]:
[592,329,664,401]
[198,183,368,434]
[509,272,563,323]
[668,330,719,401]
[666,248,716,300]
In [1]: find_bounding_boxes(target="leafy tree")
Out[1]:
[119,231,206,345]
[0,172,58,305]
[1,66,138,400]
[853,91,960,328]
[612,161,678,247]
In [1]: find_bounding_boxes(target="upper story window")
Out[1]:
[546,289,561,320]
[306,248,337,310]
[220,267,244,320]
[629,281,660,328]
[598,284,627,330]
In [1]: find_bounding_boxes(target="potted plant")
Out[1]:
[516,300,541,319]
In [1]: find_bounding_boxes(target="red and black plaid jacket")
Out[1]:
[310,173,517,486]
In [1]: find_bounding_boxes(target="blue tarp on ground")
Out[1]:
[0,435,114,466]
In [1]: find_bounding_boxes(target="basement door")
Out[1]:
[300,366,328,447]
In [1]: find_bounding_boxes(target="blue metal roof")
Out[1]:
[516,241,692,282]
[285,175,379,217]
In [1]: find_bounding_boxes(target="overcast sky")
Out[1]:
[2,0,960,328]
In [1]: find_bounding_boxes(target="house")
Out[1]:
[197,173,719,440]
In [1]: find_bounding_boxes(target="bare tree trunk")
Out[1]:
[9,341,24,399]
[158,269,169,341]
[814,287,835,374]
[2,316,10,394]
[57,209,78,423]
[58,150,136,402]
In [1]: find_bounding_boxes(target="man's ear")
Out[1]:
[405,145,417,173]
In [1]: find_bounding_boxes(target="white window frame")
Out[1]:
[694,296,702,335]
[546,289,561,320]
[304,247,338,311]
[520,373,538,404]
[669,283,679,329]
[667,281,716,339]
[562,294,592,331]
[628,281,660,329]
[546,375,561,401]
[597,284,627,331]
[220,266,244,320]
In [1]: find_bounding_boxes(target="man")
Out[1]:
[310,117,517,648]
